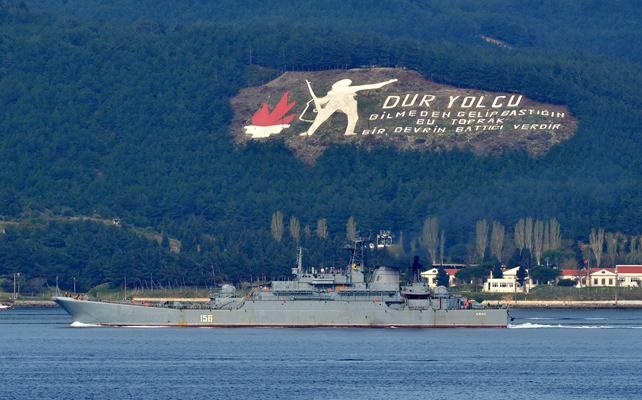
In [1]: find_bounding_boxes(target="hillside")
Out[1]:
[1,0,641,291]
[230,68,576,162]
[22,0,642,66]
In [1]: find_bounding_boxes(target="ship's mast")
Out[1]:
[297,246,303,275]
[291,246,305,277]
[347,236,368,287]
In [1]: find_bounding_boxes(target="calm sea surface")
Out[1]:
[1,307,642,400]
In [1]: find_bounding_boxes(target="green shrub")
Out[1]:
[557,279,576,287]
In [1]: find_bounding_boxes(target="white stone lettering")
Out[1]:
[382,95,400,109]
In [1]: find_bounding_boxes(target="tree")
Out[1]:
[436,267,449,287]
[542,247,576,268]
[490,221,505,263]
[492,263,503,279]
[529,266,560,285]
[606,232,618,268]
[589,228,605,268]
[548,218,562,250]
[516,264,527,288]
[346,216,357,241]
[519,249,532,270]
[514,218,525,253]
[543,220,550,253]
[439,230,445,265]
[524,217,534,255]
[289,216,300,243]
[456,265,489,287]
[627,236,639,263]
[617,236,628,264]
[271,211,284,242]
[558,279,576,287]
[316,218,328,239]
[475,219,488,262]
[0,189,22,217]
[533,219,544,265]
[421,217,439,265]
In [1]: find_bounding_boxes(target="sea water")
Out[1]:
[1,308,641,400]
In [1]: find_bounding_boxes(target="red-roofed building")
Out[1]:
[560,269,589,287]
[560,266,642,287]
[615,265,642,287]
[420,267,459,287]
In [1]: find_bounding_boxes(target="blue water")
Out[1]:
[1,308,642,400]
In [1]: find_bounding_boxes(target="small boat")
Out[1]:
[0,303,11,310]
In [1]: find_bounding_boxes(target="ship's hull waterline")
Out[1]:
[54,297,508,328]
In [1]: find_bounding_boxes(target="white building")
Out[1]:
[589,268,618,287]
[420,267,459,288]
[615,265,642,287]
[483,266,534,293]
[559,269,589,287]
[560,265,642,287]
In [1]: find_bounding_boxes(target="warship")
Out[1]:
[54,239,508,328]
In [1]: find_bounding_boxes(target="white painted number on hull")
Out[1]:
[200,314,213,323]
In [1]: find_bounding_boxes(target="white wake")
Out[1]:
[509,322,617,329]
[70,321,100,328]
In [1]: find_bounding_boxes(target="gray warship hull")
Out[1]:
[54,296,508,328]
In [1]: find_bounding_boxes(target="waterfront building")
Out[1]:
[560,265,642,288]
[589,268,618,287]
[420,266,459,287]
[614,265,642,288]
[483,266,535,293]
[559,269,589,287]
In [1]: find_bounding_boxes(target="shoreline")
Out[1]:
[484,300,642,309]
[2,300,58,308]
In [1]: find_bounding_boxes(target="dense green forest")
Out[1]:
[1,0,641,293]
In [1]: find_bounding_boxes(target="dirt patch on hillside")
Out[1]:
[230,68,577,163]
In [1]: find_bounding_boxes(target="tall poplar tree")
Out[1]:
[490,221,505,263]
[289,216,301,244]
[422,217,439,266]
[475,219,488,262]
[346,216,357,242]
[271,211,284,242]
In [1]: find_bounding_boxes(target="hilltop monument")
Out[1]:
[301,78,397,136]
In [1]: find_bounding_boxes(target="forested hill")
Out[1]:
[22,0,642,66]
[1,0,641,292]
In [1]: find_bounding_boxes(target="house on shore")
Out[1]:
[615,265,642,287]
[559,269,589,287]
[420,264,464,287]
[560,265,642,288]
[483,266,535,293]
